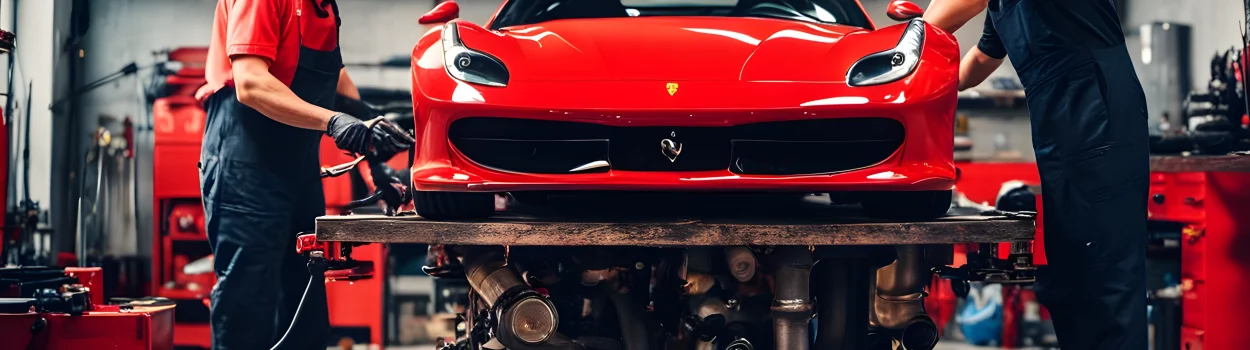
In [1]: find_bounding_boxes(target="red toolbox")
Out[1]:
[1151,169,1250,350]
[1147,172,1206,224]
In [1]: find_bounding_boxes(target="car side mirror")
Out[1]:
[419,1,460,25]
[886,0,924,21]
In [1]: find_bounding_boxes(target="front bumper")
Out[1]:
[408,85,956,193]
[412,160,955,193]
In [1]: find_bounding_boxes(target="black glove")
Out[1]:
[369,160,412,213]
[326,113,416,160]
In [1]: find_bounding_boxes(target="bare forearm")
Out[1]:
[233,57,335,131]
[958,47,1004,91]
[337,68,360,100]
[924,0,989,33]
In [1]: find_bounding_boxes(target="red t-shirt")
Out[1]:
[197,0,340,101]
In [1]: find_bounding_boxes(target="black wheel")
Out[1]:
[415,191,495,220]
[508,191,550,206]
[860,190,952,220]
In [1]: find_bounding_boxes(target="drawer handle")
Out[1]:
[1152,193,1165,204]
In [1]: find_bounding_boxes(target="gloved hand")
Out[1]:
[368,160,412,214]
[326,113,416,160]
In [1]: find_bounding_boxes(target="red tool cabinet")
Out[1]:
[1146,168,1250,350]
[0,268,175,350]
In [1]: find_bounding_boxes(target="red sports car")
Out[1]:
[408,0,959,219]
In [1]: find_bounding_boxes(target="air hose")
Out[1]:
[269,252,328,350]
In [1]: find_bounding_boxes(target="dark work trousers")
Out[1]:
[199,4,342,349]
[984,0,1150,349]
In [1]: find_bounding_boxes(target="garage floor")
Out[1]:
[368,342,1040,350]
[935,343,1042,350]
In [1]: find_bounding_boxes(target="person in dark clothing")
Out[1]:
[925,0,1149,349]
[196,0,415,348]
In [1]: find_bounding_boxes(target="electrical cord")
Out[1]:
[270,275,315,350]
[270,254,327,350]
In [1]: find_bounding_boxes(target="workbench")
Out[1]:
[1146,154,1250,350]
[315,195,1036,246]
[1149,154,1250,172]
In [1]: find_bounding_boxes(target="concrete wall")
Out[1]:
[76,0,439,120]
[1,0,57,221]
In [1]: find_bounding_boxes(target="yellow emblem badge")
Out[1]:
[666,83,679,96]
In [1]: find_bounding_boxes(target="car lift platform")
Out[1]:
[315,195,1035,246]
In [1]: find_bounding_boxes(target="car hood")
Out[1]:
[453,17,876,82]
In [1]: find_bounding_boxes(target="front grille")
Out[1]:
[609,127,730,171]
[728,119,905,175]
[448,117,904,175]
[449,118,610,174]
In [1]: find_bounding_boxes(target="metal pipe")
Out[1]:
[604,284,651,350]
[459,247,582,350]
[871,245,929,330]
[460,249,524,306]
[21,80,29,211]
[771,246,813,350]
[899,315,939,350]
[693,296,730,350]
[724,246,757,282]
[3,0,16,132]
[814,259,871,350]
[581,269,619,287]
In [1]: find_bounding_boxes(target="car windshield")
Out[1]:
[490,0,873,30]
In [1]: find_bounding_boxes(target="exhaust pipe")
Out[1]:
[870,245,930,330]
[899,315,939,350]
[460,248,579,349]
[814,259,872,350]
[771,246,813,350]
[724,246,757,282]
[600,274,652,350]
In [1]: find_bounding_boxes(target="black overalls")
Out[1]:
[978,0,1149,348]
[199,1,340,348]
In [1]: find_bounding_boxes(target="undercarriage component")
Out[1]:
[459,248,578,350]
[724,247,757,283]
[814,257,872,350]
[602,278,652,350]
[723,338,753,350]
[771,246,813,350]
[934,242,1037,294]
[899,316,939,350]
[871,245,928,330]
[871,245,937,350]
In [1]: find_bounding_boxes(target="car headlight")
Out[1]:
[846,19,925,87]
[442,23,509,87]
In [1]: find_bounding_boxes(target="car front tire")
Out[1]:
[415,191,495,220]
[860,190,953,220]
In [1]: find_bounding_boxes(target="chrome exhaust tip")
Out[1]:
[899,315,939,350]
[497,289,560,345]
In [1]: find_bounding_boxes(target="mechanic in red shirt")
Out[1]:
[195,1,414,348]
